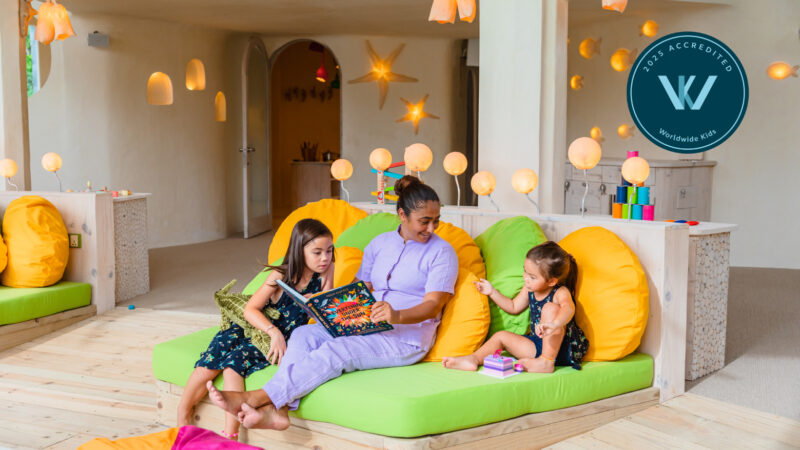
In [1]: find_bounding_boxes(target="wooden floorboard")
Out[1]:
[549,393,800,450]
[1,307,797,449]
[0,307,217,449]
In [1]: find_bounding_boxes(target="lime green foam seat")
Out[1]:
[0,281,92,325]
[153,326,653,437]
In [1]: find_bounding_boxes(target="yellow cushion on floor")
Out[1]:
[434,221,486,279]
[559,226,649,361]
[268,199,367,265]
[423,267,490,361]
[78,428,179,449]
[1,196,69,287]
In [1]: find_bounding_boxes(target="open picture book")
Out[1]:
[276,279,393,338]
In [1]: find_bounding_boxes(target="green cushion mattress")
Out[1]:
[0,281,92,326]
[153,327,653,437]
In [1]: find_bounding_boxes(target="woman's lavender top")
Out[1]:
[356,227,458,348]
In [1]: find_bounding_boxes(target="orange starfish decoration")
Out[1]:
[397,94,439,134]
[349,41,418,109]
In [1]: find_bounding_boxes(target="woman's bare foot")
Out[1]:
[206,381,271,415]
[237,403,290,430]
[442,355,480,371]
[517,357,555,373]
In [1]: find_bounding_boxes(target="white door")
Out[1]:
[241,37,271,238]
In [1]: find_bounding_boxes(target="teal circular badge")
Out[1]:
[627,31,748,154]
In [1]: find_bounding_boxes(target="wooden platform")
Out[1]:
[157,380,659,449]
[0,305,97,353]
[1,307,798,449]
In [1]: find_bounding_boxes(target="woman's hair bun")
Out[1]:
[394,175,421,197]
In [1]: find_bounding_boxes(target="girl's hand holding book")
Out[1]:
[371,301,398,324]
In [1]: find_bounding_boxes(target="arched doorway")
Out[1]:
[268,40,341,228]
[241,37,270,238]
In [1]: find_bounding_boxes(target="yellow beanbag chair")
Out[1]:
[78,428,179,449]
[424,267,490,361]
[434,221,486,279]
[559,226,649,361]
[2,196,69,288]
[333,246,363,287]
[0,235,7,274]
[268,199,367,264]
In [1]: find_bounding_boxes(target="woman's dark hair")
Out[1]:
[395,175,440,217]
[526,241,578,299]
[266,218,334,287]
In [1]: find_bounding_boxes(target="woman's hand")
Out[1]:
[473,278,495,296]
[265,328,286,365]
[371,301,398,324]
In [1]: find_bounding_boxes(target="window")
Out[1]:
[26,25,40,97]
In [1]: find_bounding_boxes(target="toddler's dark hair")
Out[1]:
[266,218,334,287]
[395,175,440,217]
[526,241,578,298]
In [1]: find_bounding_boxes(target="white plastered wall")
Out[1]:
[27,13,234,248]
[567,1,800,268]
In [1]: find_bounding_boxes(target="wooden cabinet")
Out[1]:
[290,162,339,211]
[564,159,715,221]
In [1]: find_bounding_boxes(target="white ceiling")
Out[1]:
[64,0,480,38]
[62,0,728,39]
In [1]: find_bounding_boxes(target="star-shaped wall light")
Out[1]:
[397,94,439,134]
[349,41,418,109]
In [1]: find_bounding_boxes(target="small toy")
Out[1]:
[111,191,119,198]
[120,189,132,196]
[480,350,518,379]
[128,305,135,310]
[514,363,524,373]
[687,221,700,226]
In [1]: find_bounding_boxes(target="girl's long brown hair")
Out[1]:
[526,241,578,299]
[266,218,334,288]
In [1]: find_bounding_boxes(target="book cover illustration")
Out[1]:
[276,279,393,338]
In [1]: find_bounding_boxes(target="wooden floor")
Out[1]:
[0,308,217,449]
[550,393,800,449]
[1,308,798,449]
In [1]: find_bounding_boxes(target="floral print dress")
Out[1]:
[194,272,320,377]
[526,285,589,370]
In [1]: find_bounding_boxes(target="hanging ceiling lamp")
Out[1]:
[50,1,75,40]
[429,0,476,24]
[602,0,628,13]
[767,62,799,80]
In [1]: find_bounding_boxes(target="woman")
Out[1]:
[206,175,458,430]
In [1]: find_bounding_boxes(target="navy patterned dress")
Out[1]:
[526,285,589,370]
[195,272,320,377]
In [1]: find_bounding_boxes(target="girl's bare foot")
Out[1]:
[237,403,290,430]
[442,355,480,371]
[518,357,555,373]
[206,381,271,415]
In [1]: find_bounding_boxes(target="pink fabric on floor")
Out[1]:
[172,426,262,450]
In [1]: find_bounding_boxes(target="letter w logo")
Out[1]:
[658,75,717,110]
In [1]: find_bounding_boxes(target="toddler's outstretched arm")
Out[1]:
[473,279,529,314]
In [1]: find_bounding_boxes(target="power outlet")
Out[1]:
[68,233,82,248]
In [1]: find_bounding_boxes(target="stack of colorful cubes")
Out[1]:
[481,350,517,379]
[612,151,654,221]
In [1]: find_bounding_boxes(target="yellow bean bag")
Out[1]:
[0,235,7,274]
[334,245,363,288]
[559,226,649,361]
[268,199,367,264]
[2,196,69,288]
[423,267,490,361]
[434,221,486,279]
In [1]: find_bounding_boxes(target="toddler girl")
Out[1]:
[443,241,588,373]
[177,218,334,439]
